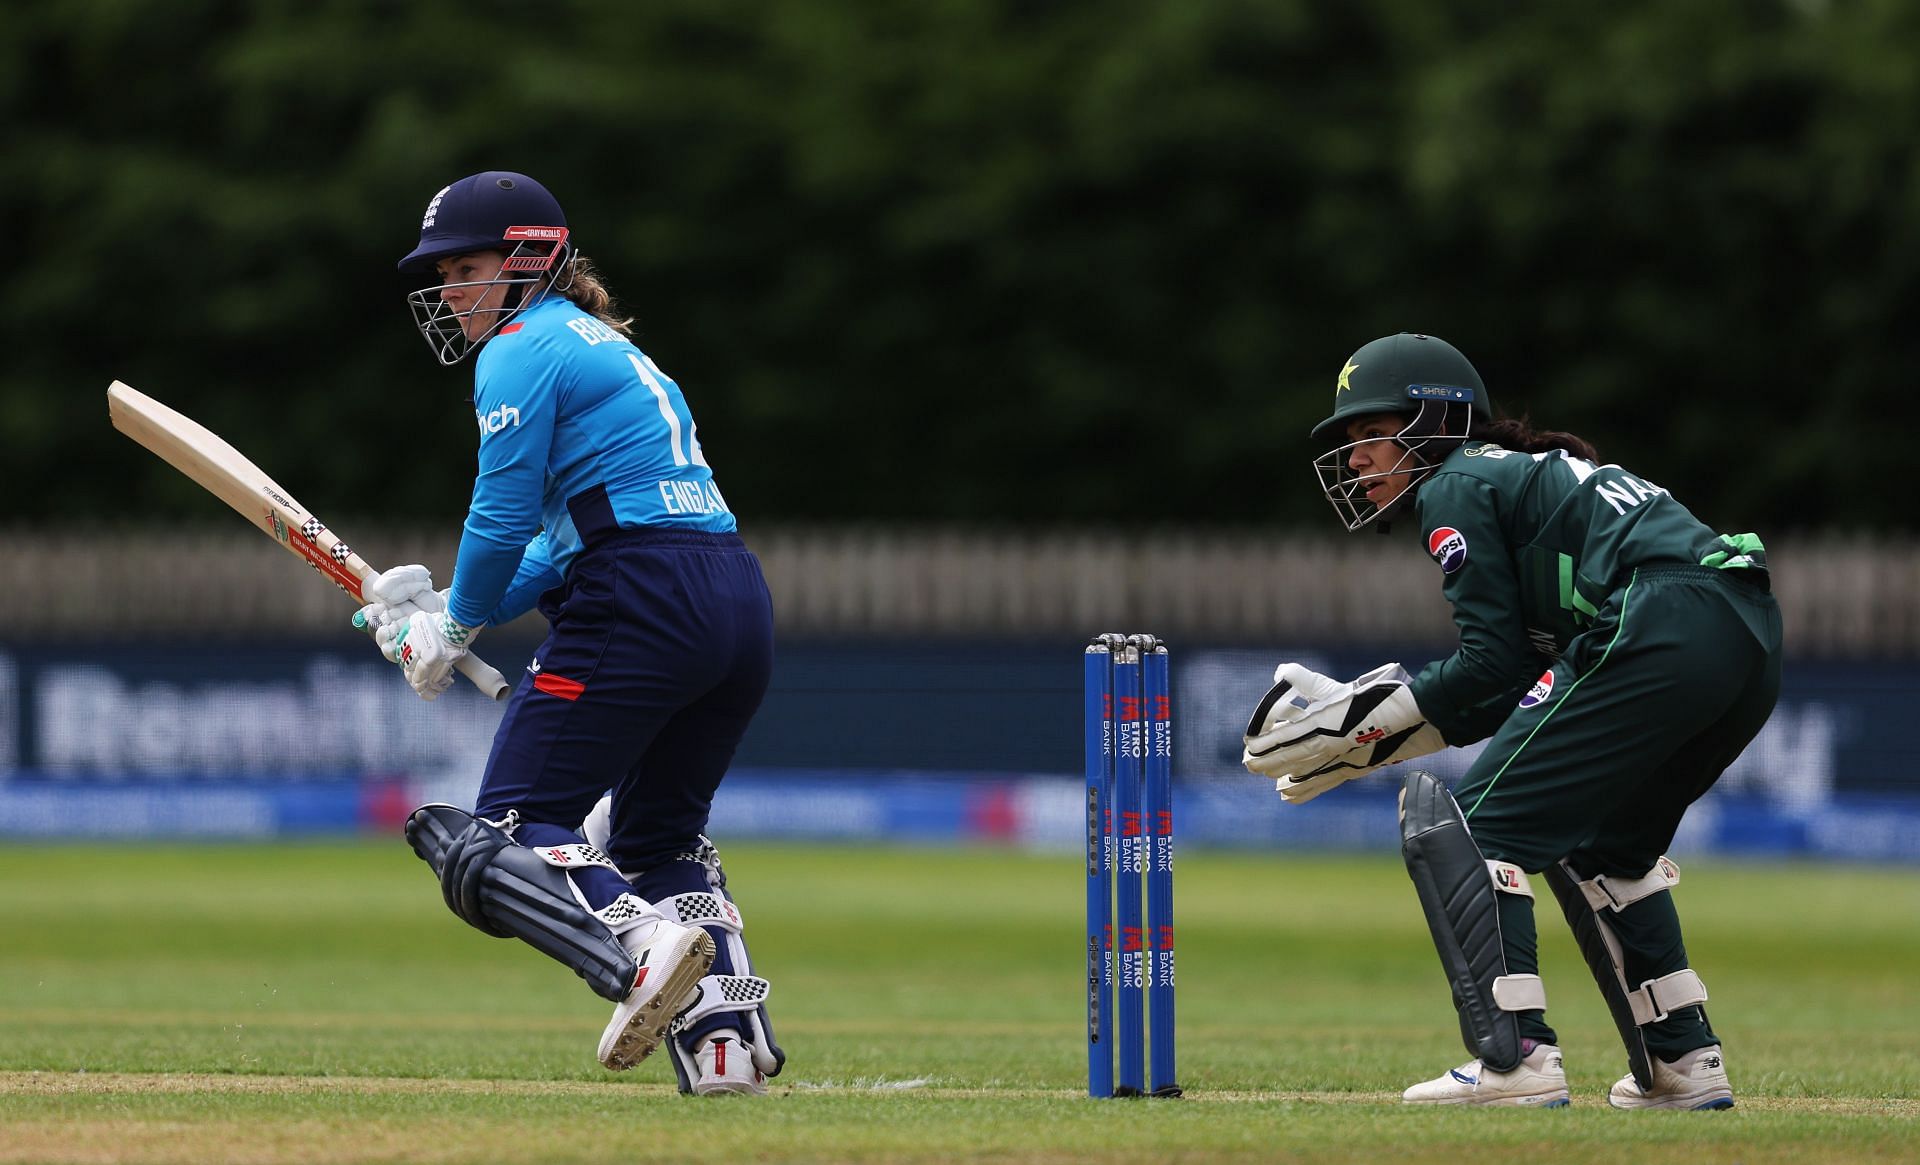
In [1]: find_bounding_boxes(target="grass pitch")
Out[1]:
[1,839,1915,1163]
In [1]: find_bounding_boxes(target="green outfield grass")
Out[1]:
[1,840,1915,1163]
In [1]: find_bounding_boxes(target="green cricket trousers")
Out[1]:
[1454,564,1783,1055]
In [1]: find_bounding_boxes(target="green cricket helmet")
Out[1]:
[1311,333,1492,530]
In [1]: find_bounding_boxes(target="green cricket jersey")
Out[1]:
[1407,441,1766,745]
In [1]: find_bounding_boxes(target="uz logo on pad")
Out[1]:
[1428,527,1468,573]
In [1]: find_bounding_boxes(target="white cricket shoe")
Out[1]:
[1402,1043,1570,1107]
[596,920,716,1071]
[691,1032,769,1096]
[1608,1045,1734,1110]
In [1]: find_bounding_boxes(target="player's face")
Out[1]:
[1343,413,1419,510]
[434,251,511,340]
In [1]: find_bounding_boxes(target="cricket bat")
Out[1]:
[107,380,512,700]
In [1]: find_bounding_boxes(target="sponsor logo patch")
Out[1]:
[1490,862,1532,897]
[1519,669,1555,708]
[1427,526,1468,573]
[476,404,522,435]
[1407,383,1473,402]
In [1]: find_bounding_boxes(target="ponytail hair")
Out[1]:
[1473,413,1600,462]
[560,252,635,335]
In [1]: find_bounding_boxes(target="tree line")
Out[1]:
[7,0,1911,532]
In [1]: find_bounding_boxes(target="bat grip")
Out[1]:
[456,651,512,701]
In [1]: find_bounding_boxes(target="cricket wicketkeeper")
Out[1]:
[353,171,783,1095]
[1242,332,1781,1108]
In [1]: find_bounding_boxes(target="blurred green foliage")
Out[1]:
[5,0,1912,529]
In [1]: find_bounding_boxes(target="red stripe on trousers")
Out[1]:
[533,671,586,700]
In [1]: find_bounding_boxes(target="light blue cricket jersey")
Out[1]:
[446,295,735,628]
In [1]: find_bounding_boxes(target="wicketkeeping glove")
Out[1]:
[392,609,480,701]
[1242,662,1446,804]
[1243,663,1349,739]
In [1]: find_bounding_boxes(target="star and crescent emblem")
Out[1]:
[1338,360,1359,391]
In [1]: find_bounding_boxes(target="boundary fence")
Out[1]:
[4,526,1914,656]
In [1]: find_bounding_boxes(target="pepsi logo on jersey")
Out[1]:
[1427,527,1468,574]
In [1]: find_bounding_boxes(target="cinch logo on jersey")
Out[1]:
[476,405,522,435]
[1519,669,1555,708]
[1428,527,1468,573]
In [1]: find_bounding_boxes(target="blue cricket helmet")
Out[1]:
[398,171,568,274]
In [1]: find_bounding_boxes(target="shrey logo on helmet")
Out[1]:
[1427,526,1468,573]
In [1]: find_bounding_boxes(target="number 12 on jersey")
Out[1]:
[628,352,708,469]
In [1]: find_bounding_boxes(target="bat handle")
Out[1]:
[456,651,513,701]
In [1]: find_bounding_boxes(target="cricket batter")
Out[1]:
[353,171,783,1095]
[1242,333,1780,1108]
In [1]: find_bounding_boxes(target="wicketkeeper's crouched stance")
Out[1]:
[1244,333,1781,1109]
[356,170,785,1094]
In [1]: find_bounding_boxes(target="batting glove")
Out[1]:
[1242,663,1446,804]
[352,564,447,664]
[393,609,479,701]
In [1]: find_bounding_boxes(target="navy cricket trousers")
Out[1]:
[474,530,775,871]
